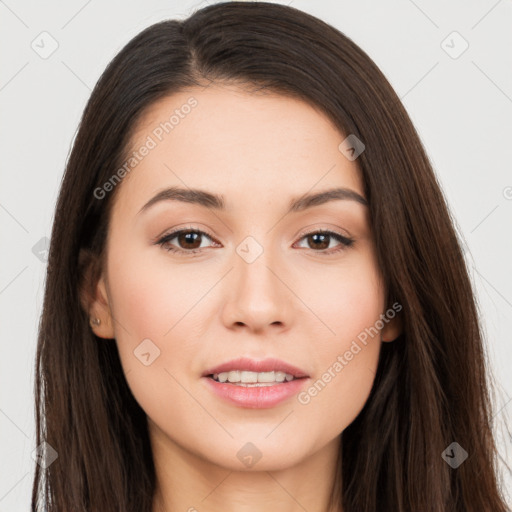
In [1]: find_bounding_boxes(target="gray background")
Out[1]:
[1,0,511,509]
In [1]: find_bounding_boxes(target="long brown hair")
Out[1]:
[32,2,510,510]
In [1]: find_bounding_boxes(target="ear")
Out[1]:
[381,307,403,343]
[79,248,115,339]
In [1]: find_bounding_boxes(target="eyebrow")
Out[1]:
[137,185,368,216]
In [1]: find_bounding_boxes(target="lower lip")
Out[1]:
[203,376,309,409]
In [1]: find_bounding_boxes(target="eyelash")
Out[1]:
[155,226,355,256]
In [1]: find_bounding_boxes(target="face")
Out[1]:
[86,83,400,471]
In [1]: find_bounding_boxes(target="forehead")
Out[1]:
[113,84,365,213]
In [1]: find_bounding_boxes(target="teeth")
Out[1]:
[217,372,228,383]
[257,371,276,383]
[211,370,296,384]
[274,371,286,382]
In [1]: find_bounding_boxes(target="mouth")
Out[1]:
[207,370,307,387]
[202,356,309,382]
[201,357,310,408]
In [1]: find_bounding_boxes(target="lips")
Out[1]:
[202,357,309,379]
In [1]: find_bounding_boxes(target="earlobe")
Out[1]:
[78,248,116,339]
[381,311,403,343]
[88,275,116,339]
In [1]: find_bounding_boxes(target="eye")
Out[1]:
[155,227,354,256]
[156,228,219,255]
[294,230,354,255]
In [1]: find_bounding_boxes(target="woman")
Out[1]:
[32,2,510,511]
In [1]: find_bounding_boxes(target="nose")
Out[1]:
[220,245,294,334]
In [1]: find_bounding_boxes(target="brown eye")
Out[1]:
[305,233,330,250]
[156,229,217,255]
[174,230,203,250]
[155,228,354,257]
[295,230,354,254]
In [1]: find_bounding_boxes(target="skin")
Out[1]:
[83,83,401,512]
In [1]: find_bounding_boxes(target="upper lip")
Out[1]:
[202,357,309,378]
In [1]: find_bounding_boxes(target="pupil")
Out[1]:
[180,231,201,249]
[310,233,328,250]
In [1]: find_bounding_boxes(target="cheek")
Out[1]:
[107,241,211,342]
[296,252,384,354]
[105,245,207,425]
[294,255,384,430]
[296,343,380,437]
[105,242,215,394]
